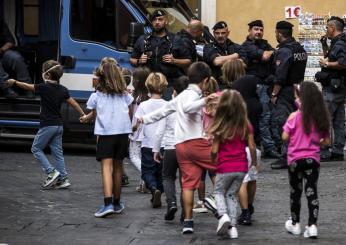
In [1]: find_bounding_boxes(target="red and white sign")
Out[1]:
[285,6,301,19]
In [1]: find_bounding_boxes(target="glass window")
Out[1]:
[70,0,136,50]
[23,0,39,36]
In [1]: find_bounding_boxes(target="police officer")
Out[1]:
[203,21,247,86]
[130,10,178,99]
[170,20,204,75]
[242,20,280,159]
[270,21,307,169]
[0,20,33,99]
[317,16,346,161]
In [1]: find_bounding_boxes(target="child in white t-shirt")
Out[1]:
[133,72,168,209]
[80,57,133,218]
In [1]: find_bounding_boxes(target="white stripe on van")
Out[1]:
[60,73,94,91]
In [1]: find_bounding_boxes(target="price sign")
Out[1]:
[285,6,301,19]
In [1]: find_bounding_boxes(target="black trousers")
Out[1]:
[288,158,319,226]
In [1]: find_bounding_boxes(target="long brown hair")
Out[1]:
[208,89,249,142]
[299,81,330,134]
[94,57,127,94]
[222,59,245,88]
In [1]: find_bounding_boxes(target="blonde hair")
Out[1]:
[94,57,127,94]
[202,76,219,96]
[208,89,249,142]
[145,72,168,94]
[222,59,245,88]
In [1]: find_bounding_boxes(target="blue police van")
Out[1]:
[0,0,195,143]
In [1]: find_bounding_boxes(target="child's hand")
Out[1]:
[6,79,16,86]
[132,121,140,132]
[153,152,162,163]
[79,115,88,123]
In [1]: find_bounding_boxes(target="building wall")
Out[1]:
[216,0,346,46]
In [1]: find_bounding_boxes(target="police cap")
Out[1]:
[212,21,228,30]
[276,21,294,30]
[248,20,263,28]
[328,16,345,28]
[150,9,166,21]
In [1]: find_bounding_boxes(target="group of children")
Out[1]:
[6,58,331,239]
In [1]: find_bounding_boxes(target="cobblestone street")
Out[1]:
[1,145,345,245]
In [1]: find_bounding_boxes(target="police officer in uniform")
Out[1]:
[170,20,204,75]
[317,16,346,161]
[270,21,307,169]
[203,21,247,86]
[242,20,280,159]
[130,10,178,99]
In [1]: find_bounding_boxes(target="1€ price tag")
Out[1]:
[285,6,301,19]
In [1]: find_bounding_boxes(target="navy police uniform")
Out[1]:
[203,21,247,86]
[242,20,278,155]
[317,16,346,158]
[271,21,307,167]
[172,29,197,74]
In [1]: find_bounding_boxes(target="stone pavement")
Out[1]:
[0,145,345,245]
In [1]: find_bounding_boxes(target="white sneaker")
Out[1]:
[217,214,231,236]
[304,225,318,238]
[228,226,238,239]
[285,219,301,235]
[193,200,208,213]
[42,169,60,189]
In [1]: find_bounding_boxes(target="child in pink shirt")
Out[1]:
[209,90,258,239]
[283,82,331,239]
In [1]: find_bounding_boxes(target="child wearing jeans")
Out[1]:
[7,60,85,189]
[283,82,330,239]
[209,90,258,239]
[133,72,168,208]
[80,57,133,218]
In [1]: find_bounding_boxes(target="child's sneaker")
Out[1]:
[42,169,60,189]
[94,204,115,218]
[228,226,238,239]
[303,224,318,239]
[54,178,71,189]
[114,202,125,214]
[151,189,162,208]
[193,200,208,213]
[217,214,231,236]
[164,202,178,220]
[182,220,194,234]
[237,209,252,225]
[204,195,217,213]
[285,219,301,235]
[122,175,129,186]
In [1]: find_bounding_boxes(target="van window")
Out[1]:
[23,0,39,36]
[70,0,136,50]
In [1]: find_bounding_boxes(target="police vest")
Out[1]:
[284,42,307,84]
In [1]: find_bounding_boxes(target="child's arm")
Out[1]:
[66,97,85,117]
[282,131,289,142]
[80,110,96,123]
[320,137,331,147]
[7,79,34,91]
[211,136,220,164]
[247,133,257,167]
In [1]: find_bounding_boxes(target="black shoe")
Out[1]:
[3,88,18,99]
[26,90,35,99]
[164,202,178,220]
[263,149,281,159]
[237,209,252,226]
[320,155,331,162]
[271,158,288,169]
[248,203,254,215]
[330,152,344,161]
[151,189,161,208]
